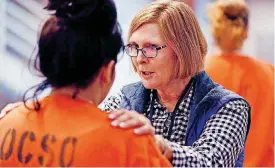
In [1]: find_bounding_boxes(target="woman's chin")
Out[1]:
[141,80,158,89]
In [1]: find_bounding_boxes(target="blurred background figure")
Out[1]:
[204,0,274,166]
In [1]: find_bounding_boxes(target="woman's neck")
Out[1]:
[213,46,242,56]
[156,77,191,112]
[52,84,102,106]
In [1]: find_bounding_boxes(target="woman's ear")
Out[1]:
[99,60,116,84]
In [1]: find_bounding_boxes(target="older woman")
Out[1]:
[103,0,251,167]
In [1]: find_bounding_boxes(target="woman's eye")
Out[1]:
[150,44,157,48]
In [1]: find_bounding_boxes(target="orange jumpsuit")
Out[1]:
[0,93,171,167]
[205,53,274,167]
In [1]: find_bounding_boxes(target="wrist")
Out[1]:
[163,141,173,161]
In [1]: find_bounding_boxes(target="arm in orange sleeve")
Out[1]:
[126,135,172,167]
[240,66,274,167]
[239,79,258,109]
[239,65,274,112]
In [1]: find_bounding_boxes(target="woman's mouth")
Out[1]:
[140,71,155,79]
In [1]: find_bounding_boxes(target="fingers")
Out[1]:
[111,112,134,127]
[154,135,165,153]
[108,109,126,120]
[134,124,155,135]
[1,102,22,114]
[0,102,23,119]
[108,109,155,135]
[109,110,139,127]
[153,135,173,159]
[119,114,147,128]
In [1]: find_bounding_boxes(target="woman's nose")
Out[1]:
[136,50,148,64]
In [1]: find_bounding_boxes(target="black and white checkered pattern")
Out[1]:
[102,86,249,167]
[102,92,123,111]
[167,99,249,167]
[144,87,193,142]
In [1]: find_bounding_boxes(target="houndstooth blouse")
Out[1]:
[102,83,249,167]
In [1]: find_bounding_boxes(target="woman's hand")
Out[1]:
[0,102,22,118]
[154,135,173,161]
[108,109,173,160]
[108,109,155,135]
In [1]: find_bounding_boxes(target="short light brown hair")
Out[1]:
[128,0,207,78]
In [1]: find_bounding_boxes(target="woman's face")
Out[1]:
[129,23,176,89]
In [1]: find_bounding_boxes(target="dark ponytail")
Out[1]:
[23,0,123,111]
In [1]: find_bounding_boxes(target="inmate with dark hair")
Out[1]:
[0,0,171,166]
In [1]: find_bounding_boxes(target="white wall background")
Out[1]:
[244,0,274,63]
[106,0,152,97]
[195,0,274,64]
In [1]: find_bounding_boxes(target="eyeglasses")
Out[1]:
[124,44,167,58]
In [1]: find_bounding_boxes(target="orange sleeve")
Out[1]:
[240,65,274,112]
[239,77,259,108]
[240,65,274,167]
[126,135,172,167]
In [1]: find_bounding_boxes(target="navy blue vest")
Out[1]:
[120,71,251,167]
